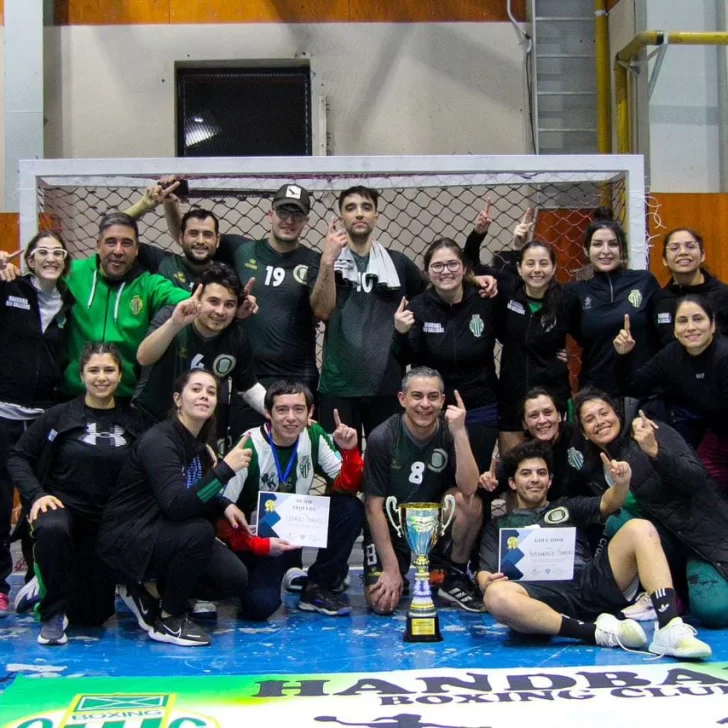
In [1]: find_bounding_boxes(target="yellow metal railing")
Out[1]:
[614,31,728,154]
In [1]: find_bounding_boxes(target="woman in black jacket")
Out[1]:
[394,238,499,471]
[8,342,143,645]
[495,241,571,454]
[614,295,728,490]
[564,209,660,397]
[573,388,728,629]
[97,368,254,648]
[0,231,74,617]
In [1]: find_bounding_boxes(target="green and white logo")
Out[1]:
[469,314,485,338]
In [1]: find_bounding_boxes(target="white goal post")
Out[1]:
[18,154,647,273]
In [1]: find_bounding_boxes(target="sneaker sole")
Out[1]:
[648,642,712,659]
[148,630,211,647]
[118,588,155,632]
[437,588,485,613]
[37,633,68,646]
[298,601,351,617]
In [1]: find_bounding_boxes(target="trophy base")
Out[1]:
[403,614,443,643]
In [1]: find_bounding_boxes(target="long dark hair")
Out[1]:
[171,369,220,445]
[517,241,562,329]
[24,230,72,279]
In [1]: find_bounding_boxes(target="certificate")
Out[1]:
[256,492,330,548]
[498,527,576,581]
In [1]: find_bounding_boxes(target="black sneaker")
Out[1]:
[298,583,351,616]
[118,583,159,631]
[37,614,68,646]
[438,574,486,613]
[148,614,211,647]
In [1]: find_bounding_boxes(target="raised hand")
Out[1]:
[478,456,500,492]
[613,314,636,355]
[631,409,659,457]
[140,178,181,213]
[474,197,493,234]
[236,278,259,319]
[322,217,348,265]
[171,284,203,327]
[394,296,415,334]
[0,249,21,282]
[223,436,253,473]
[332,408,358,451]
[513,207,535,245]
[223,502,251,534]
[445,390,468,434]
[30,494,64,522]
[600,451,632,489]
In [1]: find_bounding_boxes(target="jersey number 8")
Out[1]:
[409,461,425,485]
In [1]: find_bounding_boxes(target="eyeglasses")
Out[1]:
[429,260,462,274]
[666,242,700,253]
[275,208,306,223]
[32,247,68,260]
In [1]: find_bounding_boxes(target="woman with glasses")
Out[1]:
[0,232,75,618]
[652,228,728,348]
[393,238,499,471]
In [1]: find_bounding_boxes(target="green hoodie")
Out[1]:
[63,256,189,398]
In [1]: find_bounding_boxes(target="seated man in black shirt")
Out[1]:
[133,263,265,439]
[362,366,485,614]
[477,440,712,659]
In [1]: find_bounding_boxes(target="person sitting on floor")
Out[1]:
[476,439,712,659]
[221,380,364,618]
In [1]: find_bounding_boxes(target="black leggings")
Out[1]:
[144,518,249,616]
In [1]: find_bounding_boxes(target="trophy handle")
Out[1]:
[440,494,457,535]
[385,496,403,538]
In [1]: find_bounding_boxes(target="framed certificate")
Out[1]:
[498,527,576,581]
[256,492,331,548]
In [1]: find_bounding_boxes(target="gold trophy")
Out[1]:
[385,494,456,642]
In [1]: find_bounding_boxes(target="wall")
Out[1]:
[42,23,529,161]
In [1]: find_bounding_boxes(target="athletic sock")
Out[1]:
[650,587,679,628]
[558,615,597,644]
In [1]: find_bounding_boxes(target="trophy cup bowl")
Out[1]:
[385,494,456,642]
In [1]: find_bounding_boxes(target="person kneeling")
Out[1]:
[476,440,711,660]
[220,381,364,618]
[97,369,255,647]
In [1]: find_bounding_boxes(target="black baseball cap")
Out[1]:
[272,184,311,214]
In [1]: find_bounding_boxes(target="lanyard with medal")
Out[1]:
[266,423,298,488]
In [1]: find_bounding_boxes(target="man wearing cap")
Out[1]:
[228,184,321,438]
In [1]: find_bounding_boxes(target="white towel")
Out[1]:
[334,239,401,289]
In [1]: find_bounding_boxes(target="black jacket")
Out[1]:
[494,275,571,408]
[564,268,660,396]
[577,419,728,580]
[394,284,499,409]
[616,335,728,440]
[97,418,235,581]
[7,396,145,512]
[0,276,75,409]
[653,270,728,348]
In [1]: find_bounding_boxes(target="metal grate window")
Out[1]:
[177,67,312,157]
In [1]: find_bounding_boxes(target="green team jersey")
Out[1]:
[363,414,456,504]
[222,422,343,517]
[233,239,320,383]
[307,249,426,397]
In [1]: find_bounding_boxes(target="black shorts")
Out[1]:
[498,399,525,432]
[519,548,635,621]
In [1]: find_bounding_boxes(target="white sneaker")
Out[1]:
[594,613,648,650]
[620,591,656,622]
[14,576,40,613]
[649,617,712,659]
[283,567,308,593]
[190,600,217,620]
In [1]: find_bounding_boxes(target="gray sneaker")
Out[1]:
[38,614,68,646]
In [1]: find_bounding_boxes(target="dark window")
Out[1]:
[177,67,311,157]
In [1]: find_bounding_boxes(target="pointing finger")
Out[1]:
[244,278,256,296]
[333,408,342,429]
[397,296,407,313]
[454,390,465,408]
[489,456,498,476]
[162,180,181,197]
[192,284,203,301]
[521,207,534,224]
[624,314,631,334]
[485,196,492,217]
[6,249,22,260]
[600,452,611,469]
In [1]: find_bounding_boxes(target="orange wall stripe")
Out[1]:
[0,213,20,255]
[649,193,728,287]
[54,0,526,25]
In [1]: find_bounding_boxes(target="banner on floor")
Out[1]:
[3,663,728,727]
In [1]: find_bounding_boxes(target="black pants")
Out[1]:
[144,518,249,616]
[32,507,115,625]
[0,417,29,594]
[237,493,364,621]
[318,393,400,442]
